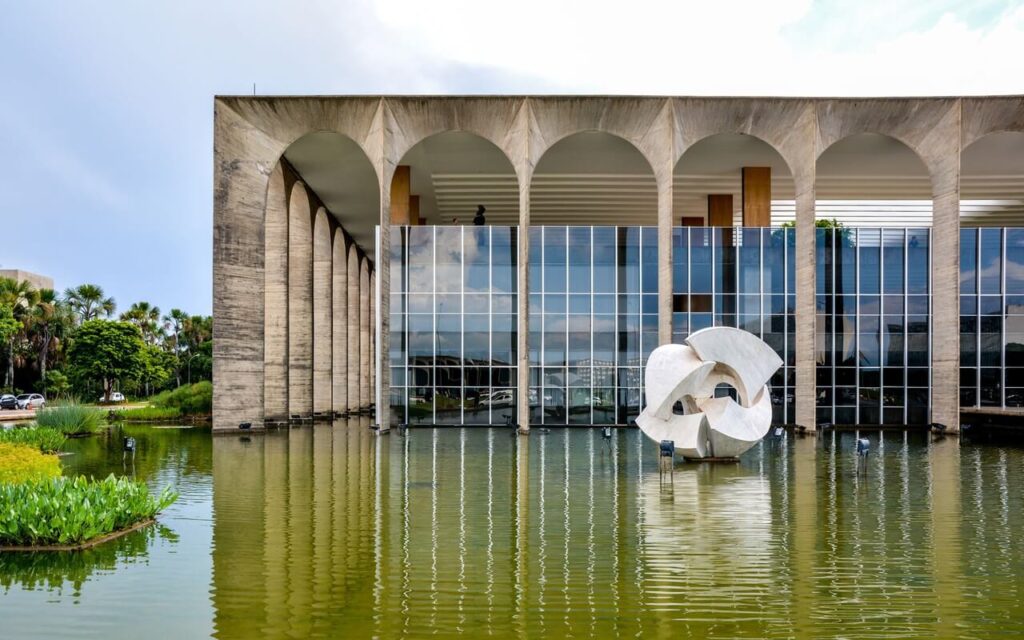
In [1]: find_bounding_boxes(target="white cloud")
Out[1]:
[366,0,1024,95]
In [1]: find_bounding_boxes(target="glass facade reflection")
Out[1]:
[960,228,1024,409]
[815,228,931,426]
[672,227,796,423]
[389,226,518,425]
[388,225,947,427]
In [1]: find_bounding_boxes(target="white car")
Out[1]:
[16,393,46,410]
[480,389,514,407]
[99,392,126,403]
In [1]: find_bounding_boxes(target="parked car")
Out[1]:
[481,389,514,407]
[16,393,46,410]
[0,394,17,410]
[99,392,126,403]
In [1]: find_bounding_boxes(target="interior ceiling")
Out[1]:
[283,130,1024,238]
[284,132,380,259]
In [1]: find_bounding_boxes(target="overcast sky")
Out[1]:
[2,0,1022,316]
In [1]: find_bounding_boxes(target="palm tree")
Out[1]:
[163,308,188,386]
[121,301,162,344]
[0,278,40,389]
[63,284,116,323]
[29,289,74,386]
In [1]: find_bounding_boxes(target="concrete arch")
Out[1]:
[527,97,671,184]
[815,133,933,224]
[961,131,1024,227]
[814,99,960,193]
[287,181,314,418]
[383,97,528,190]
[671,98,815,183]
[312,207,333,416]
[962,97,1024,150]
[529,130,658,225]
[673,132,796,227]
[390,130,521,225]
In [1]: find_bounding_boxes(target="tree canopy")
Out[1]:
[67,320,146,399]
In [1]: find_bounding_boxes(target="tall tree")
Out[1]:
[28,289,73,385]
[163,308,188,386]
[121,301,162,344]
[63,284,116,324]
[0,278,39,389]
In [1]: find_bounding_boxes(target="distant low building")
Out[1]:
[0,269,54,292]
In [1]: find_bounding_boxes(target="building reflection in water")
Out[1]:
[211,423,1024,639]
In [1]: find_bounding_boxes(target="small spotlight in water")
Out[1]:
[659,440,675,458]
[856,437,870,456]
[602,427,613,439]
[238,422,252,430]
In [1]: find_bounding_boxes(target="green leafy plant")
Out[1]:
[0,443,62,484]
[35,403,104,436]
[0,427,66,453]
[148,381,212,415]
[108,406,182,422]
[0,475,178,546]
[67,320,146,401]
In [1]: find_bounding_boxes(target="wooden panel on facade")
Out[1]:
[409,195,420,226]
[680,216,704,227]
[707,194,733,227]
[742,167,771,227]
[390,165,411,225]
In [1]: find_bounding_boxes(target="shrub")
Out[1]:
[0,443,62,484]
[0,427,66,453]
[35,403,104,435]
[109,406,181,422]
[0,475,178,546]
[149,381,212,415]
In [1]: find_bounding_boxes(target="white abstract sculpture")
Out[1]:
[635,327,783,459]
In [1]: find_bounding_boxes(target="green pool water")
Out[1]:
[1,422,1023,638]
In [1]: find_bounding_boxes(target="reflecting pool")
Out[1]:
[2,422,1024,638]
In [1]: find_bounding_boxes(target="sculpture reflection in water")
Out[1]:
[636,327,783,459]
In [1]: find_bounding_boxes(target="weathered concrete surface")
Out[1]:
[332,228,348,415]
[263,163,289,422]
[312,208,332,415]
[359,255,370,410]
[287,183,314,418]
[347,242,360,413]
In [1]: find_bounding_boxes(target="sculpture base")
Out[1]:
[683,456,740,463]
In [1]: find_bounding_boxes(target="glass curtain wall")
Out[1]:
[528,227,659,426]
[389,226,518,425]
[672,227,796,423]
[389,225,934,427]
[815,228,931,426]
[960,227,1024,408]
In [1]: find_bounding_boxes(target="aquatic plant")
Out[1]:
[108,406,182,422]
[0,426,66,453]
[35,403,103,435]
[0,475,178,546]
[148,381,211,415]
[0,443,61,484]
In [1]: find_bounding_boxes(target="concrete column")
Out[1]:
[263,163,288,422]
[288,182,313,418]
[332,228,348,416]
[377,174,392,430]
[347,244,360,413]
[360,254,371,410]
[657,174,673,345]
[932,184,960,431]
[369,264,376,411]
[312,208,332,417]
[516,182,530,433]
[794,174,817,430]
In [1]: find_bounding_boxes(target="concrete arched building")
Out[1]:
[213,95,1024,434]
